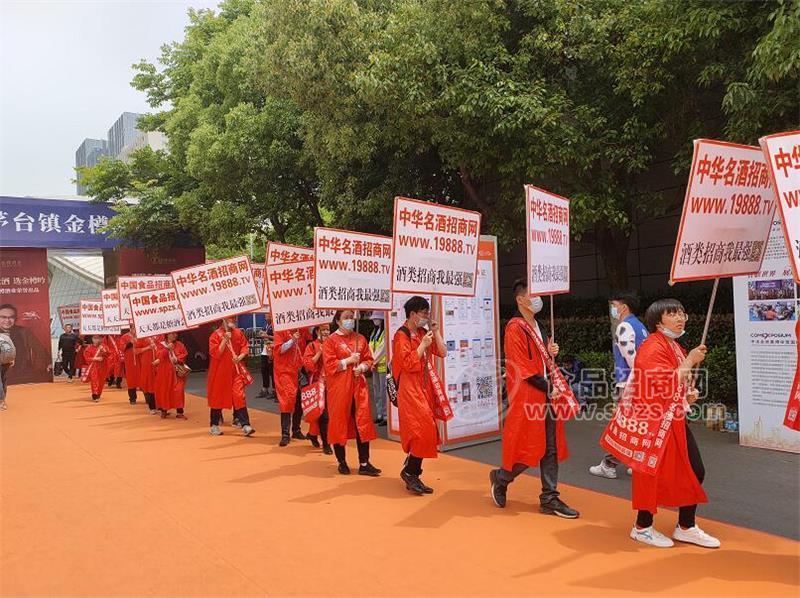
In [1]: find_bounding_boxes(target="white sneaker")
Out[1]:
[589,460,618,479]
[672,525,720,548]
[209,425,223,436]
[242,425,255,437]
[630,525,674,548]
[627,468,633,475]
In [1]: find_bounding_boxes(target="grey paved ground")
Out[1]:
[186,373,800,540]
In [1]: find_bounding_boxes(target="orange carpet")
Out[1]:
[1,380,798,597]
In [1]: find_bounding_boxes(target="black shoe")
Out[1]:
[358,463,382,477]
[417,477,434,494]
[401,470,425,495]
[338,462,351,475]
[279,435,290,447]
[308,434,321,448]
[378,418,387,426]
[322,444,333,455]
[292,430,307,440]
[489,469,507,508]
[540,498,579,519]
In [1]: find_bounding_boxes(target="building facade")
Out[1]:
[74,138,108,195]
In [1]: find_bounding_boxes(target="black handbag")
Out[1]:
[298,367,310,389]
[53,361,63,376]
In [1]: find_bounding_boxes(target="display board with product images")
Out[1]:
[386,236,502,450]
[733,216,800,453]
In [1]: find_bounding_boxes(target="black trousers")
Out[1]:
[636,424,706,529]
[62,351,75,378]
[210,407,250,427]
[145,392,156,410]
[333,401,369,464]
[260,355,273,390]
[127,388,137,403]
[291,391,303,433]
[495,398,560,504]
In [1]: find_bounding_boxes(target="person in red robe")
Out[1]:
[74,336,87,379]
[154,331,188,419]
[103,334,123,388]
[207,317,254,436]
[273,327,308,445]
[82,335,109,402]
[784,319,800,430]
[620,298,719,549]
[135,335,160,414]
[323,310,380,476]
[392,296,447,494]
[118,328,139,404]
[302,323,332,454]
[488,279,578,517]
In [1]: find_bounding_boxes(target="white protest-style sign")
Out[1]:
[670,139,777,283]
[760,130,800,284]
[391,197,481,296]
[117,275,174,322]
[58,303,81,330]
[172,255,260,327]
[266,260,336,332]
[525,185,570,296]
[79,300,122,335]
[314,227,392,310]
[101,289,126,328]
[129,286,187,339]
[250,263,270,313]
[265,241,314,265]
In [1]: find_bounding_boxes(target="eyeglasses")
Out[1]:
[664,311,689,322]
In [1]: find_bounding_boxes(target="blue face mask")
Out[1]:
[610,305,619,319]
[341,319,355,331]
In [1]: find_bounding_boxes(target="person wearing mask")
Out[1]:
[302,323,333,454]
[135,335,160,414]
[118,328,139,405]
[207,317,254,436]
[256,315,276,401]
[273,327,308,446]
[609,299,719,549]
[590,291,648,479]
[82,334,109,402]
[323,310,380,476]
[369,312,388,426]
[154,331,189,419]
[488,279,579,519]
[57,324,79,382]
[393,296,448,495]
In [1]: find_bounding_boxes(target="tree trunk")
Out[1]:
[297,181,324,227]
[596,225,631,291]
[458,165,492,229]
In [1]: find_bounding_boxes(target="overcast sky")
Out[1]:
[0,0,219,198]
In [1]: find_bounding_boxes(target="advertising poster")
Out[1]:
[391,197,481,296]
[265,260,336,332]
[760,130,800,283]
[265,241,314,265]
[0,248,52,384]
[172,255,260,327]
[733,216,799,453]
[100,288,126,328]
[79,300,122,336]
[57,303,81,330]
[250,263,270,313]
[525,185,570,296]
[129,287,188,339]
[314,227,392,310]
[670,139,776,283]
[117,275,174,322]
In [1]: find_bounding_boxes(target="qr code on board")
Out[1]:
[477,376,493,400]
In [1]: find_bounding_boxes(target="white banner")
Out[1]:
[266,260,335,332]
[391,197,481,296]
[172,255,260,327]
[101,288,126,328]
[117,275,174,322]
[670,139,776,283]
[314,227,392,310]
[525,185,570,296]
[129,287,187,339]
[760,131,800,284]
[265,241,314,265]
[250,263,270,313]
[733,216,799,453]
[79,300,122,335]
[57,303,81,330]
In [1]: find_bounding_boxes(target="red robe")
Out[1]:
[273,329,306,413]
[118,333,139,388]
[103,335,123,378]
[207,327,249,410]
[74,341,87,370]
[501,317,569,471]
[303,339,325,436]
[323,331,376,446]
[83,343,108,395]
[785,320,800,431]
[135,337,159,394]
[630,332,707,513]
[391,327,446,459]
[155,340,188,411]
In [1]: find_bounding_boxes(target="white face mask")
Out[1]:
[372,319,382,327]
[416,316,429,328]
[659,326,685,339]
[341,319,355,331]
[530,296,544,314]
